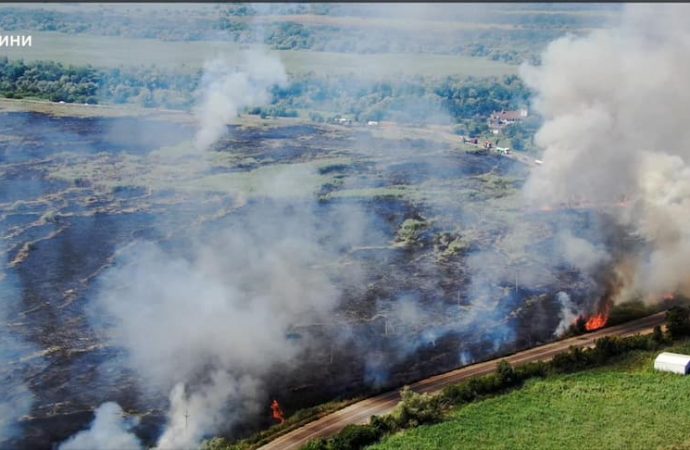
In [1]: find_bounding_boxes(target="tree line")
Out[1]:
[0,6,574,64]
[0,58,531,127]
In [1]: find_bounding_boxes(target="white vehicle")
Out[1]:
[534,159,543,165]
[496,146,511,155]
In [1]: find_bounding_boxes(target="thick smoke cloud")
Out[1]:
[194,51,287,151]
[58,402,142,450]
[520,4,690,303]
[74,151,370,448]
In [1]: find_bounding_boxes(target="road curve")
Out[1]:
[259,312,666,450]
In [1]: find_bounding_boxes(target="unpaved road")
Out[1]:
[259,312,666,450]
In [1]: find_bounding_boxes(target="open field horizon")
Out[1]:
[1,31,519,78]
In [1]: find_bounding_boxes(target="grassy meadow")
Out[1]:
[2,31,518,78]
[371,341,690,450]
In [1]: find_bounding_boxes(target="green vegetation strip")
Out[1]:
[374,342,690,450]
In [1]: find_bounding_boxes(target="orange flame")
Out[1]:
[271,400,285,424]
[584,313,607,331]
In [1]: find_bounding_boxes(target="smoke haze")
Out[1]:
[520,4,690,304]
[40,4,690,448]
[0,246,36,446]
[58,402,142,450]
[194,51,287,151]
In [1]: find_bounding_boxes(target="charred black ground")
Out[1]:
[0,111,621,449]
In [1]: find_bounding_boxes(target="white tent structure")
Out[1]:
[654,352,690,375]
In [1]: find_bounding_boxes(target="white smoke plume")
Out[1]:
[93,218,340,448]
[194,51,288,151]
[520,4,690,303]
[156,374,261,449]
[58,402,142,450]
[81,156,368,448]
[553,291,578,337]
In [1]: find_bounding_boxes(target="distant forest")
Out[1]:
[0,4,614,64]
[0,58,531,129]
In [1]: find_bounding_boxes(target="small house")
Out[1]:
[654,352,690,375]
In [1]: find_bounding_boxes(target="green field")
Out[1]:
[372,341,690,450]
[0,31,517,78]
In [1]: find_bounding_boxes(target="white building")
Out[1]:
[654,352,690,375]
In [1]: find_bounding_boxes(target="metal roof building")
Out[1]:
[654,352,690,375]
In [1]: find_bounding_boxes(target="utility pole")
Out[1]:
[515,271,519,293]
[184,407,189,432]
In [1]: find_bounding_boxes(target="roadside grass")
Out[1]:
[371,340,690,450]
[3,31,517,78]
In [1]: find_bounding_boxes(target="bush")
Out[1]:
[442,380,478,404]
[301,438,330,450]
[369,414,397,435]
[667,306,690,339]
[395,217,428,247]
[653,325,669,345]
[551,345,594,373]
[515,360,548,379]
[330,424,381,450]
[496,360,518,386]
[393,386,443,429]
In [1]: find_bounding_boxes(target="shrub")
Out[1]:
[393,387,443,429]
[667,306,690,339]
[301,438,330,450]
[395,217,428,247]
[442,381,478,404]
[369,414,397,435]
[653,325,669,344]
[515,360,548,379]
[330,424,381,450]
[496,360,518,386]
[551,345,594,373]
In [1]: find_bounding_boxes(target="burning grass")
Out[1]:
[372,339,690,450]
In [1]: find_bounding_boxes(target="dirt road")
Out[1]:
[259,312,666,450]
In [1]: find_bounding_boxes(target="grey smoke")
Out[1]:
[556,229,610,273]
[156,374,261,449]
[520,4,690,303]
[58,402,142,450]
[85,160,368,448]
[94,216,340,448]
[553,291,578,337]
[194,51,287,151]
